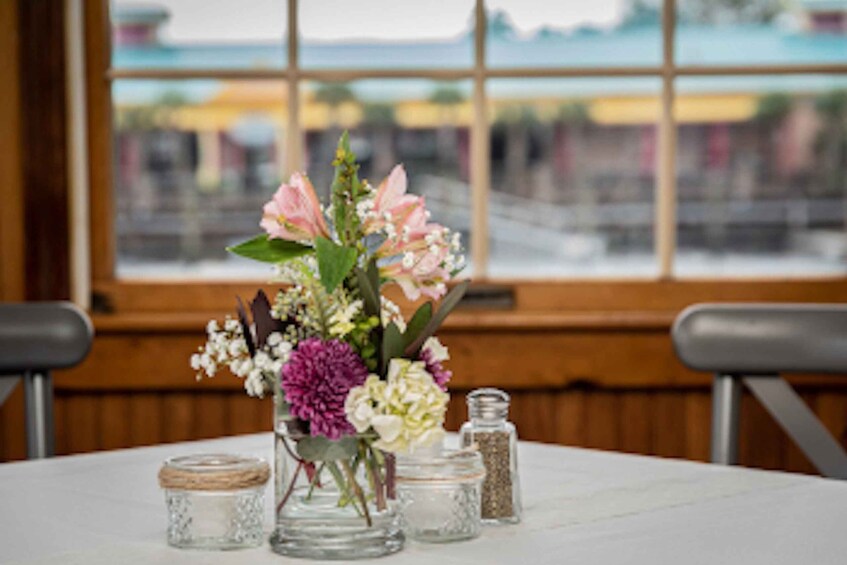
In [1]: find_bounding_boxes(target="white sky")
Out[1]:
[115,0,629,43]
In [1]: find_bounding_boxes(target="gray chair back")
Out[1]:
[672,303,847,479]
[0,302,93,458]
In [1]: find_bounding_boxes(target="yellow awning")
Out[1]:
[590,94,757,125]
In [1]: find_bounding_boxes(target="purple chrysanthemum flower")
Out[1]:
[282,338,368,440]
[420,347,452,390]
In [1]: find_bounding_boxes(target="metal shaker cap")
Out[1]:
[466,388,510,421]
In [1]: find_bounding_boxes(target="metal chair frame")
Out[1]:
[0,302,92,459]
[673,303,847,480]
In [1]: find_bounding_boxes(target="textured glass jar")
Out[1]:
[269,389,404,560]
[158,454,269,550]
[459,388,522,524]
[396,449,486,543]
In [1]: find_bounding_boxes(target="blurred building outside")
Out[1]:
[111,0,847,278]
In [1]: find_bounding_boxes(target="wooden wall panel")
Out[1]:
[162,393,195,443]
[99,393,131,450]
[5,328,847,479]
[620,394,653,455]
[683,392,710,461]
[553,390,586,446]
[64,395,98,454]
[0,386,26,461]
[129,394,163,447]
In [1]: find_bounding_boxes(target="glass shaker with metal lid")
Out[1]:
[459,388,522,524]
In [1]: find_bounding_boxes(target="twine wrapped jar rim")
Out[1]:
[158,453,270,491]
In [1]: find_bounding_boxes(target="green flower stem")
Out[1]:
[341,459,372,528]
[325,461,363,517]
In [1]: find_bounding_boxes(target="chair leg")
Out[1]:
[0,377,19,406]
[710,373,741,465]
[744,375,847,480]
[24,370,55,459]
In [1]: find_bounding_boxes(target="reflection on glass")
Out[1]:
[110,0,286,69]
[301,80,472,261]
[300,0,474,69]
[113,80,288,278]
[488,78,660,278]
[676,0,847,66]
[486,0,661,68]
[675,75,847,276]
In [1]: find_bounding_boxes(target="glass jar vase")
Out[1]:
[396,449,486,543]
[269,390,404,560]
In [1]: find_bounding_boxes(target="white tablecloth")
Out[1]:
[1,433,845,564]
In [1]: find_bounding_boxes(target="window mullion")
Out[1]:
[471,0,489,279]
[285,0,301,175]
[656,0,677,279]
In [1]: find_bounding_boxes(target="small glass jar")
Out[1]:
[396,449,486,543]
[460,388,522,524]
[158,453,270,550]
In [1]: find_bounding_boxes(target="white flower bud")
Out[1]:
[267,332,283,347]
[254,351,271,370]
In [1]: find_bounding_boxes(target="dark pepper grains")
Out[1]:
[468,431,514,519]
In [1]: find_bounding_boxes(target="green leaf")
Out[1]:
[404,280,470,357]
[355,259,380,318]
[226,234,311,264]
[403,302,432,348]
[296,435,359,462]
[381,322,405,374]
[315,236,358,293]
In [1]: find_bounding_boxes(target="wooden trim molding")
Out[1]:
[85,0,115,282]
[0,0,24,301]
[91,278,847,315]
[19,0,71,300]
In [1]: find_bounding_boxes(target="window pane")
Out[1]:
[111,1,286,69]
[675,75,847,276]
[301,80,473,264]
[486,0,661,68]
[488,78,660,278]
[113,80,288,278]
[300,1,474,69]
[677,0,847,66]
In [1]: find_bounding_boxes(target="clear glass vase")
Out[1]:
[269,389,404,560]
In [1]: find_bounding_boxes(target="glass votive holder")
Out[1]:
[158,453,270,550]
[396,449,486,543]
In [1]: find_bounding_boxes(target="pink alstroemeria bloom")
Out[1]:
[380,229,451,301]
[374,165,418,215]
[260,173,329,242]
[364,165,425,236]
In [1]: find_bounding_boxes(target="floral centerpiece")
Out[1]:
[191,133,468,559]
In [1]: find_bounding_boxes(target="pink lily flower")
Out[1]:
[260,173,330,242]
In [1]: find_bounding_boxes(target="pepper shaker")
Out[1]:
[459,388,522,524]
